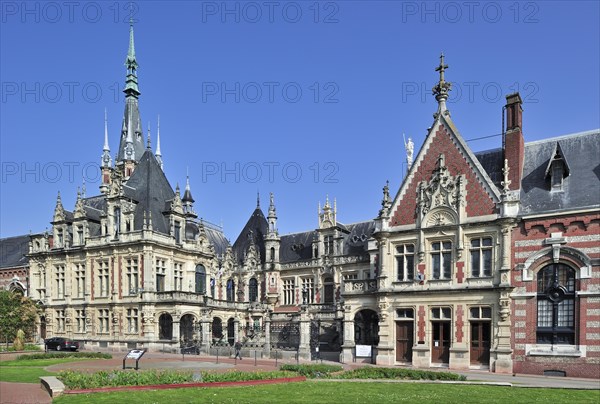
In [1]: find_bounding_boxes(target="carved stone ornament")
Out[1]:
[418,154,464,217]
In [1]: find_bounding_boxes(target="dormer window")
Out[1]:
[324,235,334,256]
[545,142,570,192]
[174,221,181,244]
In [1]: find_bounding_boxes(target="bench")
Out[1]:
[40,376,65,397]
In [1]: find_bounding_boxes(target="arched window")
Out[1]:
[537,264,576,345]
[323,276,334,304]
[195,265,206,294]
[158,313,173,340]
[226,279,235,302]
[249,278,258,302]
[227,318,235,346]
[212,317,223,342]
[180,314,194,343]
[354,309,379,345]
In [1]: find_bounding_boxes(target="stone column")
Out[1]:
[264,315,271,354]
[493,222,514,373]
[298,308,311,360]
[234,317,240,344]
[341,307,355,363]
[200,318,211,353]
[172,316,181,346]
[375,301,394,365]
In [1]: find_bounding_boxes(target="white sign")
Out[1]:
[126,349,145,360]
[355,345,372,357]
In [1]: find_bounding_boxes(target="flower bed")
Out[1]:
[59,369,298,390]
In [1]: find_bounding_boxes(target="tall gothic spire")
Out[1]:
[117,17,144,163]
[124,16,139,98]
[101,108,112,168]
[432,52,452,114]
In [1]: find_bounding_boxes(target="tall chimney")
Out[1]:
[504,93,524,191]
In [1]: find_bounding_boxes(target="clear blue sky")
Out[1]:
[1,1,599,240]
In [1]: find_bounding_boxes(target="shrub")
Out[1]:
[59,369,298,390]
[0,344,42,352]
[280,364,343,378]
[334,367,466,381]
[17,352,112,361]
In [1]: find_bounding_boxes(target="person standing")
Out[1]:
[234,340,242,360]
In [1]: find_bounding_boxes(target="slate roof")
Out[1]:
[116,98,145,162]
[343,221,376,255]
[123,150,176,234]
[0,235,30,269]
[474,148,504,189]
[279,220,375,264]
[520,130,600,215]
[231,208,268,265]
[280,230,317,263]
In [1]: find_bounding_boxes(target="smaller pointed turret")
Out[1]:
[267,192,277,235]
[182,171,197,218]
[101,108,112,168]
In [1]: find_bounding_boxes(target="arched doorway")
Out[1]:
[227,318,235,346]
[180,314,195,343]
[212,317,223,343]
[354,309,379,345]
[159,313,173,340]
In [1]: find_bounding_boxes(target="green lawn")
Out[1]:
[53,381,600,404]
[0,357,102,383]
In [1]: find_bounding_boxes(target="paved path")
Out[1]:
[1,350,598,403]
[0,382,52,404]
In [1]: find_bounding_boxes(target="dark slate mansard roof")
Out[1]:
[232,208,268,265]
[473,129,600,216]
[519,130,600,215]
[0,235,31,269]
[279,220,375,264]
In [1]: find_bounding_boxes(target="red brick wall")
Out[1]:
[511,212,600,378]
[390,124,496,227]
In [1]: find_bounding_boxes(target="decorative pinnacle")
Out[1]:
[501,158,512,194]
[103,108,110,151]
[256,191,260,208]
[156,115,162,156]
[432,52,452,110]
[146,122,151,149]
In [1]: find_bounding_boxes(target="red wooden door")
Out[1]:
[396,322,414,362]
[431,322,450,363]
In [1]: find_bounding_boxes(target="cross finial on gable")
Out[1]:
[432,53,452,113]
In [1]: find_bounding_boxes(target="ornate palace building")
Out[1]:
[4,22,597,378]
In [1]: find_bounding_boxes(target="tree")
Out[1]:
[0,290,39,346]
